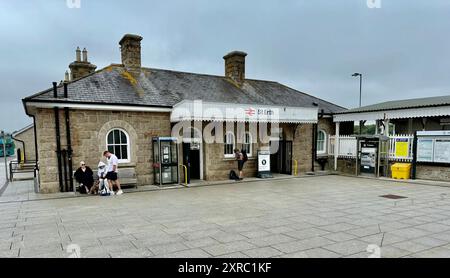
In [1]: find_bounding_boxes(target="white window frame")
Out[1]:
[243,132,253,157]
[317,129,327,155]
[224,132,235,158]
[106,128,131,163]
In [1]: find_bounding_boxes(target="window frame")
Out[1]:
[316,129,327,155]
[224,131,235,158]
[242,132,253,157]
[106,128,131,163]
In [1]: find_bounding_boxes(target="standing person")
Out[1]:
[234,149,246,180]
[74,161,94,194]
[103,151,123,195]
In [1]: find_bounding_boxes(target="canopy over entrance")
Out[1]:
[170,100,318,124]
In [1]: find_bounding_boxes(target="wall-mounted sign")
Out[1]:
[395,138,409,158]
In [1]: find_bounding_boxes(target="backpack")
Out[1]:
[229,170,239,180]
[241,149,248,162]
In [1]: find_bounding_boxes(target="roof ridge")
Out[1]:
[141,66,279,83]
[275,82,347,110]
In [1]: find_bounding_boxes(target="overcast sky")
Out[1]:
[1,0,450,132]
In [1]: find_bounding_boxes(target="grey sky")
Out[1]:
[1,0,450,132]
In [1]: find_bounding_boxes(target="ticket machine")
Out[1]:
[152,137,179,186]
[356,135,389,177]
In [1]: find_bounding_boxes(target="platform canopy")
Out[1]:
[171,100,318,124]
[334,95,450,122]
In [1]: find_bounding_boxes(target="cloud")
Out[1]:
[1,0,450,132]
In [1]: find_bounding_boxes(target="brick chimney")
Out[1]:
[119,34,143,70]
[68,47,97,80]
[223,51,247,86]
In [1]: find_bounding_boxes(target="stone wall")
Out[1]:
[34,107,322,192]
[415,164,450,181]
[14,126,36,161]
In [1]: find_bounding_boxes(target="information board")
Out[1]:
[395,138,409,157]
[417,138,434,162]
[434,139,450,163]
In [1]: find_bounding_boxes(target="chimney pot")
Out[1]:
[119,34,143,70]
[76,47,81,62]
[82,48,88,62]
[69,46,97,80]
[223,51,247,86]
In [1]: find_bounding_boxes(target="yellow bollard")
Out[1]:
[293,159,298,176]
[179,164,188,187]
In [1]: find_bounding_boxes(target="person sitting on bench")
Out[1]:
[74,161,94,194]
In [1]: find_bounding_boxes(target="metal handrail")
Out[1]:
[179,164,188,187]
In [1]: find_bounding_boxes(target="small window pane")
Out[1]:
[108,145,114,153]
[107,132,114,144]
[121,131,127,144]
[114,130,120,144]
[114,145,121,159]
[121,145,128,160]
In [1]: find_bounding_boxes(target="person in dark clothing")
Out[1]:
[234,149,245,180]
[74,161,94,194]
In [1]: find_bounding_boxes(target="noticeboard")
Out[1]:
[394,138,409,158]
[434,139,450,163]
[417,132,450,163]
[417,138,434,162]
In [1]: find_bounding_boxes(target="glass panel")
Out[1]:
[107,145,114,154]
[121,145,128,160]
[114,130,120,144]
[114,145,121,159]
[107,132,114,144]
[120,131,127,144]
[317,141,324,152]
[317,131,325,140]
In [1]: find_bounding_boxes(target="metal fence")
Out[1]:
[328,134,414,161]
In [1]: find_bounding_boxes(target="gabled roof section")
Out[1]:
[24,64,345,114]
[337,95,450,114]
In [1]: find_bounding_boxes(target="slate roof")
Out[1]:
[24,64,345,114]
[337,95,450,114]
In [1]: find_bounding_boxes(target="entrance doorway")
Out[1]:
[270,140,293,175]
[181,127,203,183]
[182,142,201,182]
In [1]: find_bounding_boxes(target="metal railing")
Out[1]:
[328,134,414,161]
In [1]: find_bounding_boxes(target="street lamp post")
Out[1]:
[352,73,363,134]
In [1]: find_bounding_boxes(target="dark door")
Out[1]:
[182,143,201,183]
[270,140,293,174]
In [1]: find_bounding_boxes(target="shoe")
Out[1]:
[116,190,123,195]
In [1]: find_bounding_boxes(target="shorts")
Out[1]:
[105,171,118,181]
[238,160,245,171]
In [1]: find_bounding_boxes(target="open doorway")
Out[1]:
[270,140,293,175]
[181,127,203,183]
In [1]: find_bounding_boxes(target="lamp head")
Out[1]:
[352,73,362,77]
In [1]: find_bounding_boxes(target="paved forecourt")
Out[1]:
[1,175,450,258]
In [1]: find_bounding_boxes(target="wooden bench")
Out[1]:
[74,166,137,193]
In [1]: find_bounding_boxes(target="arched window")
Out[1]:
[317,129,327,154]
[242,132,252,157]
[106,128,130,163]
[224,132,235,158]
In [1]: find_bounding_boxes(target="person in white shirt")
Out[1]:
[103,150,123,195]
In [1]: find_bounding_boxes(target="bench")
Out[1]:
[74,166,137,193]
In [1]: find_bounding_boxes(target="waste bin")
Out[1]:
[391,163,411,180]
